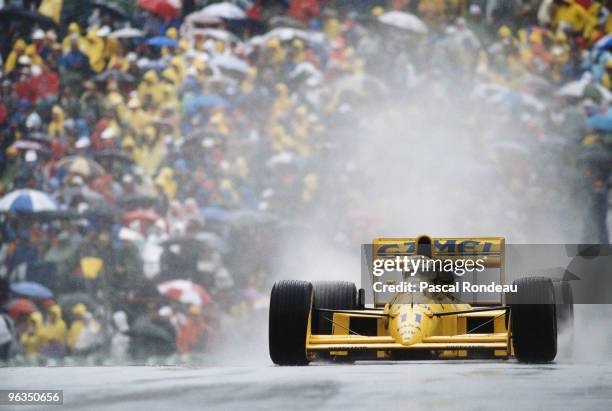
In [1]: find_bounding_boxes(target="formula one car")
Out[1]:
[269,236,573,365]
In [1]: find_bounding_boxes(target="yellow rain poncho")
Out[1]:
[20,312,45,356]
[552,0,589,33]
[161,67,179,88]
[106,51,129,72]
[48,105,65,138]
[25,44,43,66]
[138,70,163,103]
[135,126,165,175]
[170,56,184,78]
[4,38,26,73]
[121,136,142,162]
[269,124,295,152]
[291,39,306,64]
[266,37,286,64]
[67,304,86,349]
[62,23,85,53]
[155,167,177,201]
[43,305,67,344]
[125,98,150,132]
[166,27,178,40]
[84,30,106,73]
[324,18,341,39]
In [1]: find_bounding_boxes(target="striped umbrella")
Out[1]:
[157,280,211,306]
[0,189,57,212]
[56,156,105,178]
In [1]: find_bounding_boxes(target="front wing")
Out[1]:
[305,309,511,358]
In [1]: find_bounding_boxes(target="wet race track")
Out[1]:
[2,360,612,411]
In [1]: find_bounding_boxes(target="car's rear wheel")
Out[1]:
[312,281,357,334]
[311,281,357,362]
[269,280,313,365]
[509,277,557,363]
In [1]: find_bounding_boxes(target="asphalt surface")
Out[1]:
[2,360,612,411]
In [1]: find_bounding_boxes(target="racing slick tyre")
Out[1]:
[509,277,557,363]
[269,280,313,365]
[312,281,357,362]
[312,281,357,335]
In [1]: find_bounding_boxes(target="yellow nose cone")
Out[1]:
[390,305,435,346]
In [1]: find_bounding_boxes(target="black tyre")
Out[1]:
[269,280,313,365]
[509,277,557,363]
[312,281,357,335]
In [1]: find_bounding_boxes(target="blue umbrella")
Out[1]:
[145,36,178,48]
[0,189,58,212]
[586,111,612,132]
[183,95,232,113]
[11,281,53,299]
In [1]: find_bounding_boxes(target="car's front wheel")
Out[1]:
[269,280,313,365]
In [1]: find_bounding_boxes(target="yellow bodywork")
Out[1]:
[305,236,511,360]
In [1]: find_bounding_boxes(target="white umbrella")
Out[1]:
[197,28,241,44]
[264,27,309,42]
[556,78,612,102]
[109,27,145,39]
[157,280,211,306]
[379,11,428,34]
[0,189,58,213]
[184,9,223,26]
[266,152,296,168]
[250,27,326,46]
[211,54,249,74]
[200,2,246,19]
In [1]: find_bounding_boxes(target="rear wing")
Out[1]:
[369,237,506,307]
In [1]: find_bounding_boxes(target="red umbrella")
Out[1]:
[157,280,211,306]
[6,298,37,319]
[138,0,180,19]
[122,209,162,225]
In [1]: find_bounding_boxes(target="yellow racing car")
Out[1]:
[269,236,570,365]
